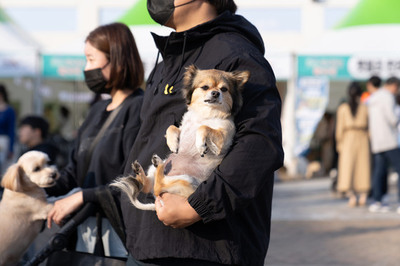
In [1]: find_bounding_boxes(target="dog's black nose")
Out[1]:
[211,91,220,98]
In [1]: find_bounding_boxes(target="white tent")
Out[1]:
[0,7,42,114]
[302,25,400,56]
[0,8,39,77]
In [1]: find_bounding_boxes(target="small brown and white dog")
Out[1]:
[112,65,249,211]
[0,151,59,266]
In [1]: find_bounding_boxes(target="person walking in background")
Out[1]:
[119,0,283,265]
[306,111,336,179]
[18,115,59,165]
[335,82,370,207]
[361,75,381,104]
[0,84,16,175]
[362,76,389,199]
[395,92,400,144]
[45,22,144,258]
[368,77,400,213]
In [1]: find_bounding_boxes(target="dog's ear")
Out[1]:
[182,65,198,104]
[232,70,250,90]
[229,70,249,117]
[1,164,25,192]
[183,65,198,87]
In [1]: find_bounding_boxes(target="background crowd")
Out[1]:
[306,75,400,214]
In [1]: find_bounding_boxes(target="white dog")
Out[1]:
[0,151,59,266]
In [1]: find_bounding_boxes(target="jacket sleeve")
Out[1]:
[382,93,399,127]
[188,56,284,223]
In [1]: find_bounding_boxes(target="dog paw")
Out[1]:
[132,161,143,176]
[152,154,163,167]
[166,125,180,153]
[198,142,209,157]
[168,141,179,154]
[196,134,209,157]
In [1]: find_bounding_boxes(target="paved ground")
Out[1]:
[3,176,399,265]
[265,177,400,266]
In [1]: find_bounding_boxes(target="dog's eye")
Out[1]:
[220,87,228,92]
[33,166,41,172]
[201,85,209,90]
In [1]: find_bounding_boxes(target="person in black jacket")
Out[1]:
[120,1,283,265]
[45,22,144,258]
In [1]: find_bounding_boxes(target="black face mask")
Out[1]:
[147,0,196,26]
[83,64,111,94]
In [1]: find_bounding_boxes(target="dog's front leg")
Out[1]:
[32,203,53,221]
[196,126,227,156]
[166,125,181,153]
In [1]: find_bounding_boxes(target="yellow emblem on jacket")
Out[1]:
[164,84,174,95]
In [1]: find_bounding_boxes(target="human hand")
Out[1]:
[47,191,83,228]
[155,193,201,228]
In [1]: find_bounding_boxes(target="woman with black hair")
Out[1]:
[335,81,371,207]
[45,22,144,258]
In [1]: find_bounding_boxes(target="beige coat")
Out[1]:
[336,103,371,193]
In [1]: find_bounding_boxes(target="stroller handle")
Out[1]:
[24,203,96,266]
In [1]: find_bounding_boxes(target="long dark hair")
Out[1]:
[348,81,362,117]
[0,84,9,103]
[85,23,144,91]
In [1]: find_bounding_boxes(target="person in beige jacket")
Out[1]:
[336,81,370,207]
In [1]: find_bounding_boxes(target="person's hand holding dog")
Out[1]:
[155,193,201,228]
[47,191,83,228]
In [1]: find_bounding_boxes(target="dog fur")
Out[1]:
[112,65,249,211]
[0,151,59,266]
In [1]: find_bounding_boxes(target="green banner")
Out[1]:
[118,0,157,26]
[42,54,86,80]
[336,0,400,29]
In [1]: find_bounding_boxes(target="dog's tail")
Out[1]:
[110,176,155,211]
